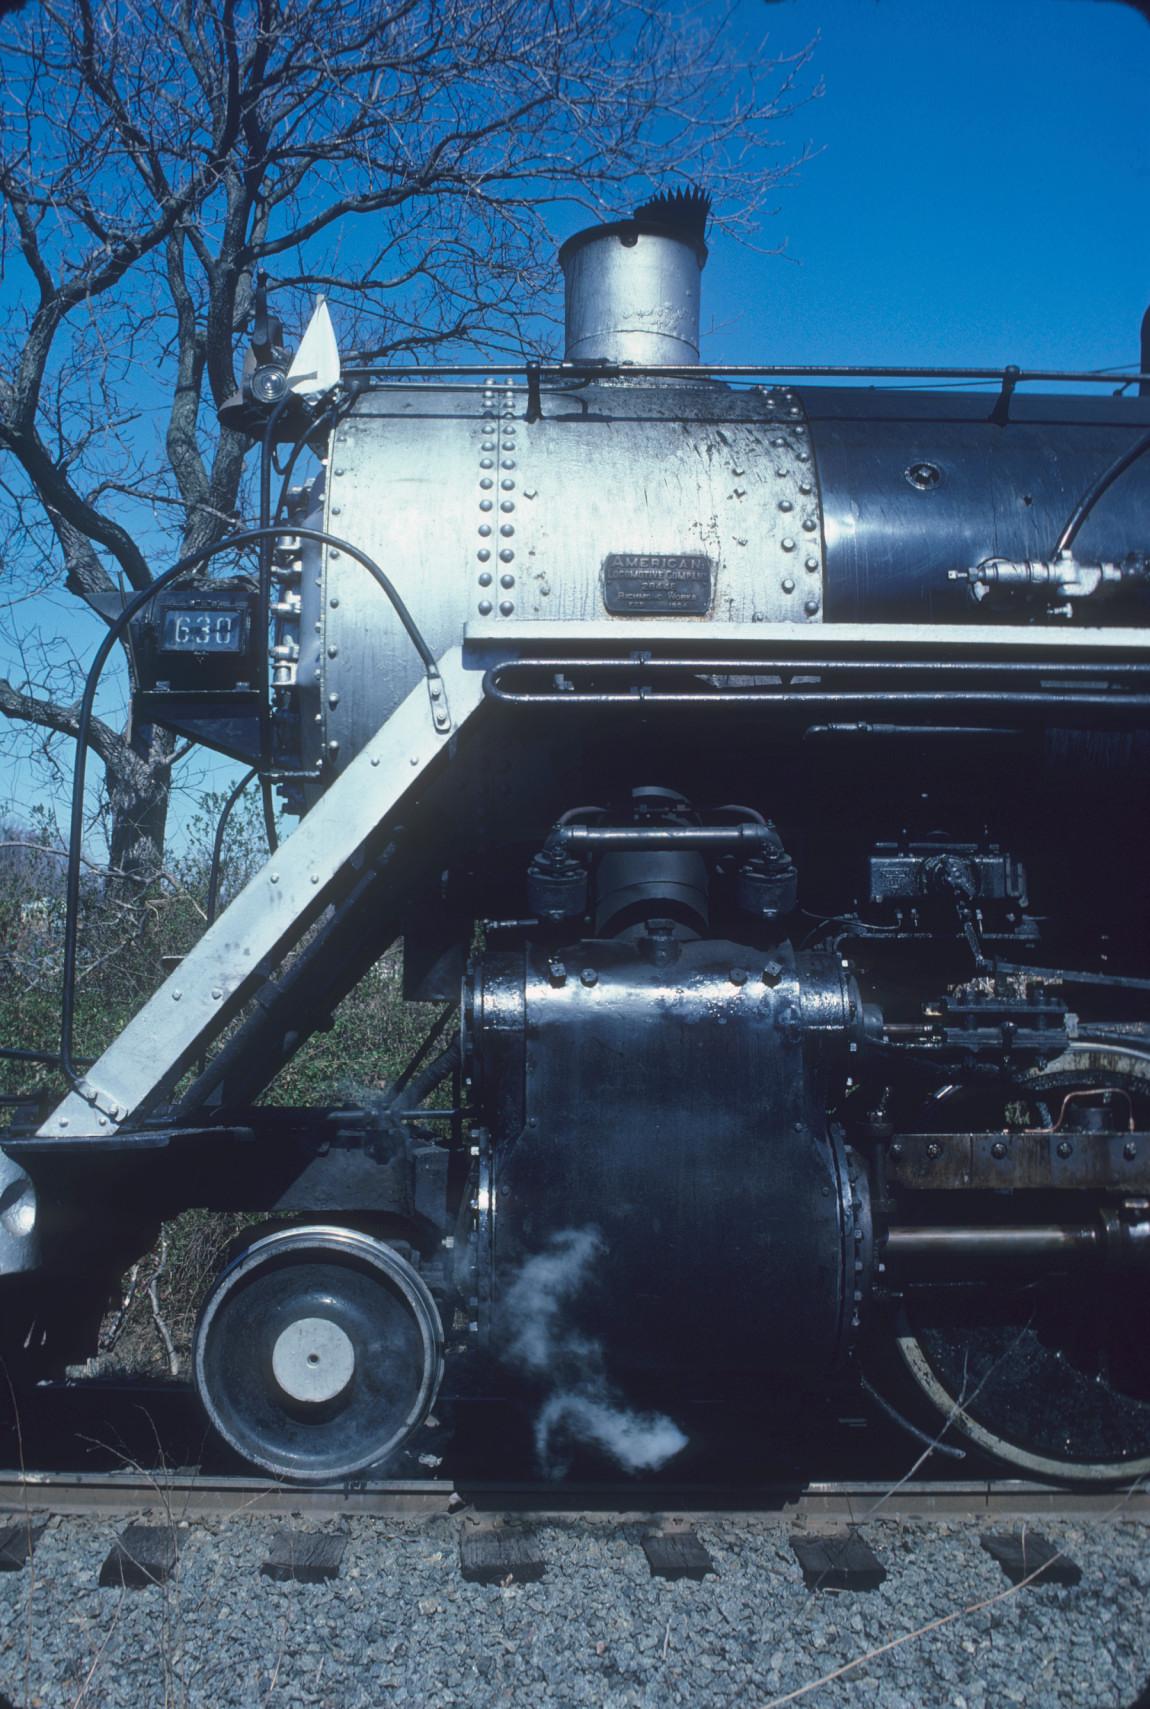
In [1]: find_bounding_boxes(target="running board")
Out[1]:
[38,649,484,1140]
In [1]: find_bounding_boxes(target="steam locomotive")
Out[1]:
[4,190,1150,1484]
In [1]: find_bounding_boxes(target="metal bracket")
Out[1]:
[426,666,452,732]
[989,364,1021,426]
[72,1080,126,1126]
[525,361,543,424]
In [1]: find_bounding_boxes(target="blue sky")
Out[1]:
[3,0,1150,839]
[703,0,1150,373]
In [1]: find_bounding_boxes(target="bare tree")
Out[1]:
[0,0,815,879]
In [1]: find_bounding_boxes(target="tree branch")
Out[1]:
[0,0,816,880]
[0,677,128,780]
[0,416,155,592]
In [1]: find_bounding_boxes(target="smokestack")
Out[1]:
[559,188,711,366]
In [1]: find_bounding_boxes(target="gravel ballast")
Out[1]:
[0,1512,1146,1708]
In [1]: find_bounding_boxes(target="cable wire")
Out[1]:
[205,767,259,927]
[1054,426,1150,556]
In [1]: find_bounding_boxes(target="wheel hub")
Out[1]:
[271,1315,356,1405]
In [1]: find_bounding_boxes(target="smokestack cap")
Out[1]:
[559,187,712,366]
[559,188,712,268]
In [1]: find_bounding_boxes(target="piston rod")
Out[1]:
[887,1218,1150,1269]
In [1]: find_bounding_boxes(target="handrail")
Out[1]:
[341,358,1150,390]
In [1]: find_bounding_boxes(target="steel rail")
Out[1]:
[0,1470,1146,1523]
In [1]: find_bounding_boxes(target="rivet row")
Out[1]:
[479,382,516,613]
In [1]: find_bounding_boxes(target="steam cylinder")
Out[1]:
[464,939,868,1390]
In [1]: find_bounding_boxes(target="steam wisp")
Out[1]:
[502,1227,688,1479]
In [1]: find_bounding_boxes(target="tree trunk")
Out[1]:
[107,724,174,888]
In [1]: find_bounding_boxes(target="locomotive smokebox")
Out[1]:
[559,188,710,365]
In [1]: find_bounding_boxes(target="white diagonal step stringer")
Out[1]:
[39,648,485,1139]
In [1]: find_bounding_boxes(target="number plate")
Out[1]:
[602,553,713,616]
[161,607,246,653]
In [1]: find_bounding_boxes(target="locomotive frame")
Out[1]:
[3,193,1150,1485]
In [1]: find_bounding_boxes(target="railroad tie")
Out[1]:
[641,1530,715,1582]
[0,1521,45,1572]
[980,1531,1082,1587]
[459,1528,545,1585]
[261,1529,348,1584]
[98,1524,178,1589]
[790,1530,887,1591]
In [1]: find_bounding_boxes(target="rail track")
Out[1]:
[0,1469,1146,1523]
[1,1463,1145,1709]
[3,1379,1147,1529]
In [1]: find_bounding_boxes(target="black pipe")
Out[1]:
[273,394,342,526]
[388,1034,460,1117]
[386,1004,459,1104]
[0,1047,93,1065]
[258,779,279,857]
[555,824,775,850]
